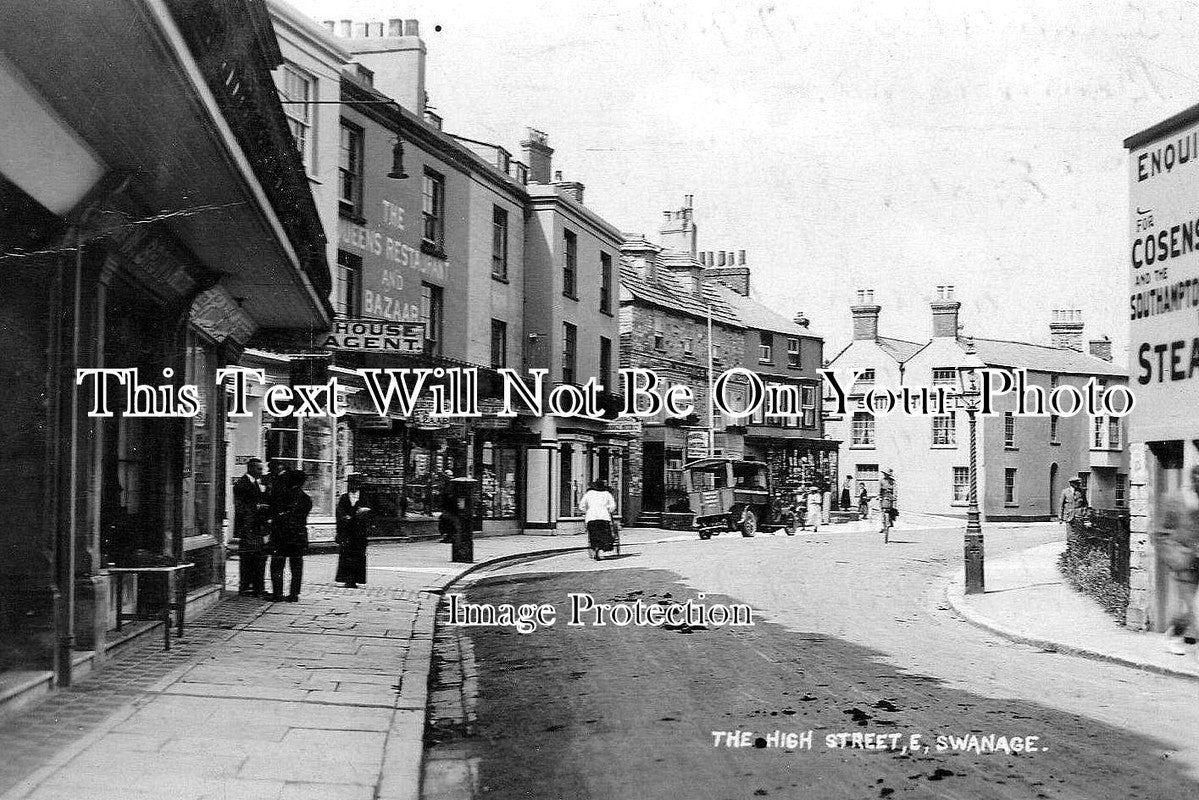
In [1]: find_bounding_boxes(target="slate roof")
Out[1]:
[619,259,742,327]
[706,282,821,339]
[968,337,1125,377]
[877,336,925,363]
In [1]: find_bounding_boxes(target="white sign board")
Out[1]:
[1128,123,1199,442]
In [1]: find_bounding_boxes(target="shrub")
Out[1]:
[1058,546,1129,622]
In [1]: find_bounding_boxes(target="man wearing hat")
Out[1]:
[335,473,371,588]
[1060,477,1088,545]
[879,469,897,543]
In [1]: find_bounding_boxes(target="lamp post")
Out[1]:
[957,341,987,595]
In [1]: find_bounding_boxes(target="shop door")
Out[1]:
[642,442,665,512]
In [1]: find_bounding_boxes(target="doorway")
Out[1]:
[1049,463,1059,519]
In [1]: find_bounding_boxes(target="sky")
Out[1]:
[294,0,1199,361]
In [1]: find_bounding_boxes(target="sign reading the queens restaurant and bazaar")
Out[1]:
[321,318,425,353]
[1128,121,1199,441]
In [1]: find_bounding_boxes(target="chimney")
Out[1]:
[738,250,746,265]
[521,128,554,184]
[333,18,427,115]
[659,195,698,256]
[930,284,960,338]
[851,289,881,341]
[1050,309,1084,351]
[555,180,585,204]
[794,311,810,329]
[1088,335,1113,362]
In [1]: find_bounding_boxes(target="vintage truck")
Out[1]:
[683,458,778,539]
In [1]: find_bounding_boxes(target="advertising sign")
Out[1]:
[1128,122,1199,441]
[685,429,710,461]
[321,318,425,353]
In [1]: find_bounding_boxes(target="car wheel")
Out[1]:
[739,508,757,537]
[699,530,711,540]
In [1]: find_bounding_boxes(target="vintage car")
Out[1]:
[683,458,775,539]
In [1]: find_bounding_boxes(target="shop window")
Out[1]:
[405,445,450,517]
[265,415,336,518]
[479,443,518,519]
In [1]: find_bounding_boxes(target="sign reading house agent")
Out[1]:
[1128,120,1199,441]
[321,318,425,353]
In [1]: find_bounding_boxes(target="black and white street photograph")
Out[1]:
[1,1,1198,798]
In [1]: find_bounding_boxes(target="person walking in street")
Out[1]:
[820,477,832,524]
[268,469,312,602]
[578,479,617,559]
[233,457,270,597]
[858,484,870,520]
[879,470,897,543]
[1156,465,1199,656]
[840,475,853,513]
[335,472,371,589]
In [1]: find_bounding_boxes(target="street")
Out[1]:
[423,525,1199,800]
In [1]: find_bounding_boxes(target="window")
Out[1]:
[491,206,508,279]
[1050,414,1059,443]
[1050,374,1059,390]
[1108,417,1121,449]
[266,416,336,518]
[1093,416,1105,449]
[562,322,577,384]
[932,413,956,446]
[932,368,956,387]
[600,252,612,312]
[654,330,664,350]
[281,65,314,171]
[1115,473,1127,508]
[334,250,362,316]
[600,336,612,390]
[420,283,443,356]
[801,385,816,428]
[338,120,364,216]
[563,230,577,297]
[852,368,875,394]
[953,467,970,502]
[787,338,801,368]
[1004,412,1016,447]
[759,331,774,363]
[1004,468,1017,504]
[490,319,507,369]
[851,412,875,446]
[422,169,446,250]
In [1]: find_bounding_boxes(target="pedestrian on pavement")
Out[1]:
[578,479,617,559]
[879,470,897,543]
[335,472,371,589]
[268,469,312,602]
[858,484,870,520]
[804,485,822,532]
[233,457,270,597]
[1156,465,1199,655]
[1061,478,1088,545]
[840,475,853,512]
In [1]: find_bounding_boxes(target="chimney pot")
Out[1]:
[404,19,420,36]
[1049,308,1085,351]
[354,22,369,37]
[388,18,403,35]
[738,250,746,265]
[339,19,352,37]
[718,252,727,266]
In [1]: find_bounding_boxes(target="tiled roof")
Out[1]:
[619,259,742,327]
[706,282,821,339]
[968,337,1125,377]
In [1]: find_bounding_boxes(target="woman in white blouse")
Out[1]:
[578,480,618,560]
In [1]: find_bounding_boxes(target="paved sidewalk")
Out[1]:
[947,539,1199,681]
[0,530,673,800]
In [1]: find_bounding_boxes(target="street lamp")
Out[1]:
[956,340,987,594]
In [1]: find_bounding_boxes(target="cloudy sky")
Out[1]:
[295,0,1198,360]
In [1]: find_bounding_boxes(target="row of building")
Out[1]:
[0,0,834,687]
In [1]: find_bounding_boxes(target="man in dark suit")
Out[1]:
[268,469,312,602]
[233,457,269,596]
[335,473,371,588]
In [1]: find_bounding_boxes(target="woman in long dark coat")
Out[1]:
[335,473,371,588]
